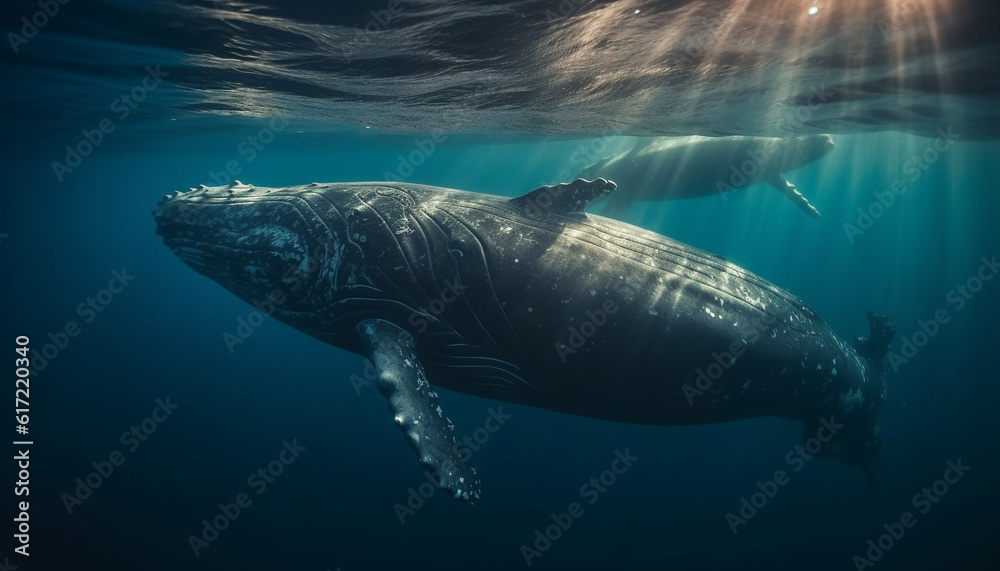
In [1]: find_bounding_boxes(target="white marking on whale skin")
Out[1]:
[832,367,838,376]
[394,221,415,235]
[841,388,864,412]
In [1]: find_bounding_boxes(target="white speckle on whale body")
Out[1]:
[841,388,864,412]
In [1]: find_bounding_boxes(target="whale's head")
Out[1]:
[153,182,351,325]
[777,134,835,172]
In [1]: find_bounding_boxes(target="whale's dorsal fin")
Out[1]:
[509,178,617,218]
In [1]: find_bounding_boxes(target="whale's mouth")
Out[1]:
[153,183,321,302]
[153,181,356,318]
[154,183,303,251]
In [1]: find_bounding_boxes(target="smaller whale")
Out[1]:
[577,134,834,218]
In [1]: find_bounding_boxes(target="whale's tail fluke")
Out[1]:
[841,311,894,490]
[853,312,896,368]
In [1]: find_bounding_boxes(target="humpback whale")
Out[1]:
[577,135,835,218]
[154,178,893,503]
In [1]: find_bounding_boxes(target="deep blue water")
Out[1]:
[2,1,1000,570]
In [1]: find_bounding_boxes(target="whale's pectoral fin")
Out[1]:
[356,318,482,504]
[766,174,821,218]
[509,178,618,219]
